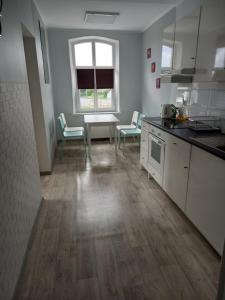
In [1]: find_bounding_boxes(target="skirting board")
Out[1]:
[12,197,44,300]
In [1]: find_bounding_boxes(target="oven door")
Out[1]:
[148,133,165,175]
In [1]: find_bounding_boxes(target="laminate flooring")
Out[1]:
[15,140,221,300]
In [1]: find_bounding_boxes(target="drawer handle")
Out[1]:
[173,142,177,145]
[184,166,188,169]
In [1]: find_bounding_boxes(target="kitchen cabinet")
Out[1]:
[163,134,191,212]
[140,127,148,170]
[186,146,225,255]
[161,6,201,82]
[195,0,225,82]
[173,7,201,74]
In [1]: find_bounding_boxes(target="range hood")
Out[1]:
[161,70,194,83]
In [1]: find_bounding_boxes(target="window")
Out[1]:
[161,44,173,69]
[69,37,119,113]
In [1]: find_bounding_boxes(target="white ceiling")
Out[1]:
[34,0,184,32]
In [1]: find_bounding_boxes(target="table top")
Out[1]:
[84,114,119,124]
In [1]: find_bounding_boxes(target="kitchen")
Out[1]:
[140,0,225,297]
[2,0,225,299]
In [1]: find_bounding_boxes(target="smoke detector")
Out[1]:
[84,11,120,24]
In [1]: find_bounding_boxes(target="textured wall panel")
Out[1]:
[0,82,42,300]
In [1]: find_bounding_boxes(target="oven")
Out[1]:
[148,132,166,184]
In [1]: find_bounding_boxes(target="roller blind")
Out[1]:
[76,69,94,89]
[96,69,114,89]
[77,69,114,89]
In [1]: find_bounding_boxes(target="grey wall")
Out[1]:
[0,0,55,299]
[47,28,142,135]
[141,8,176,117]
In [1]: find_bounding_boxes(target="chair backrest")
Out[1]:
[60,113,67,128]
[131,111,139,126]
[58,116,65,134]
[137,113,146,129]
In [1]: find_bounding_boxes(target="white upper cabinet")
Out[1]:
[195,0,225,82]
[173,7,201,74]
[161,6,201,82]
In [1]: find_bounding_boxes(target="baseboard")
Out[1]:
[13,197,44,300]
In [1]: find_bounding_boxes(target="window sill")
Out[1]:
[73,111,120,115]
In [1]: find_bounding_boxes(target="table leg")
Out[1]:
[114,124,117,155]
[109,125,112,143]
[87,124,91,157]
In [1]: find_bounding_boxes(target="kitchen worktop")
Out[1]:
[143,117,225,160]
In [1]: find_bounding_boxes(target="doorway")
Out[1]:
[22,25,50,173]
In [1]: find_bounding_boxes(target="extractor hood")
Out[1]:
[161,71,194,83]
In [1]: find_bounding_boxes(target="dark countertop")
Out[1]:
[143,117,225,160]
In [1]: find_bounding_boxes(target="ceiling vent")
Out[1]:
[84,11,120,24]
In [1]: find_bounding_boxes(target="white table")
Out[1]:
[84,114,119,157]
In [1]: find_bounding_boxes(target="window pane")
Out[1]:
[95,42,113,67]
[97,89,113,109]
[161,45,173,68]
[75,42,93,66]
[79,89,95,110]
[214,47,225,68]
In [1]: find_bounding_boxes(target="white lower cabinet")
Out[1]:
[140,128,148,170]
[186,146,225,255]
[163,134,191,212]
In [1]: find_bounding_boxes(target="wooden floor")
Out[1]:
[16,140,221,300]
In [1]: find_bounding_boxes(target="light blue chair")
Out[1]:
[58,114,86,159]
[118,113,145,152]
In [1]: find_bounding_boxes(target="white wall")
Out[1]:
[0,0,55,299]
[47,28,142,137]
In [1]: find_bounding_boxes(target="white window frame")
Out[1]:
[69,36,120,114]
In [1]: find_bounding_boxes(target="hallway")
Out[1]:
[15,141,220,300]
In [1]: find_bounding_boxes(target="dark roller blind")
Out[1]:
[96,69,114,89]
[77,69,94,89]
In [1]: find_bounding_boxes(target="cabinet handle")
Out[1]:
[184,166,188,169]
[173,142,177,145]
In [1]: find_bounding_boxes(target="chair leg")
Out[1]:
[123,135,126,154]
[118,130,121,149]
[60,139,65,160]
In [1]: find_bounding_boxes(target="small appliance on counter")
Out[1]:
[161,104,177,119]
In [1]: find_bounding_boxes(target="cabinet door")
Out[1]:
[186,146,225,255]
[173,7,201,73]
[163,134,191,212]
[195,0,225,82]
[140,129,148,170]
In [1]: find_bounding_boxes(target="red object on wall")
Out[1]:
[147,48,151,59]
[156,78,161,89]
[151,62,156,73]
